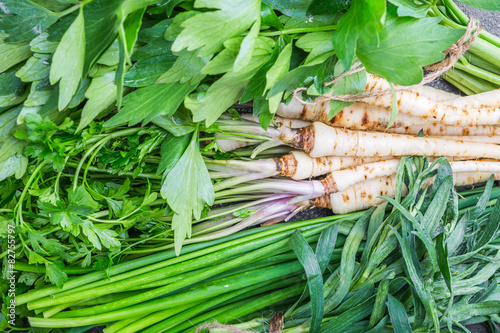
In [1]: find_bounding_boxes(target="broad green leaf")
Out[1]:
[0,0,61,43]
[332,0,386,70]
[49,9,85,110]
[116,8,145,109]
[30,32,58,53]
[161,133,214,255]
[152,107,197,136]
[262,0,312,18]
[253,96,272,129]
[77,72,117,132]
[457,0,500,11]
[240,41,280,103]
[386,295,412,333]
[189,38,273,126]
[0,137,25,164]
[121,0,157,15]
[82,0,122,75]
[268,91,283,115]
[134,36,172,62]
[0,41,32,73]
[265,43,292,91]
[157,132,192,174]
[172,0,261,56]
[97,39,119,66]
[164,12,197,42]
[124,53,176,87]
[202,39,240,75]
[68,77,90,108]
[0,64,29,108]
[234,17,260,72]
[16,55,51,82]
[289,230,324,333]
[0,107,21,138]
[357,14,464,85]
[260,3,283,30]
[156,49,209,86]
[46,13,75,42]
[388,0,433,18]
[105,82,195,127]
[296,32,335,65]
[0,154,27,181]
[268,55,336,98]
[307,0,351,16]
[138,18,170,43]
[30,33,58,53]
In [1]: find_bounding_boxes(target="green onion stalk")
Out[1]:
[16,215,356,331]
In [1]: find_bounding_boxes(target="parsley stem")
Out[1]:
[66,162,162,180]
[72,128,141,191]
[259,25,337,37]
[15,161,46,227]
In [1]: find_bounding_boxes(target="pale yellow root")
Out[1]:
[361,74,500,126]
[287,151,389,180]
[438,136,500,144]
[329,172,500,215]
[320,159,401,193]
[304,122,500,159]
[277,97,428,130]
[446,89,500,108]
[412,85,459,101]
[390,123,500,136]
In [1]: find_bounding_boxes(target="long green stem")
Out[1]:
[29,262,304,327]
[259,25,337,37]
[454,62,500,86]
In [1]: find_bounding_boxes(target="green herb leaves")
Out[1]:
[160,130,214,254]
[49,9,85,110]
[172,0,261,57]
[105,82,195,127]
[0,0,61,43]
[357,14,464,85]
[332,0,386,70]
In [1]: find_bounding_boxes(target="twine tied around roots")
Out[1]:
[292,17,482,106]
[194,313,285,333]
